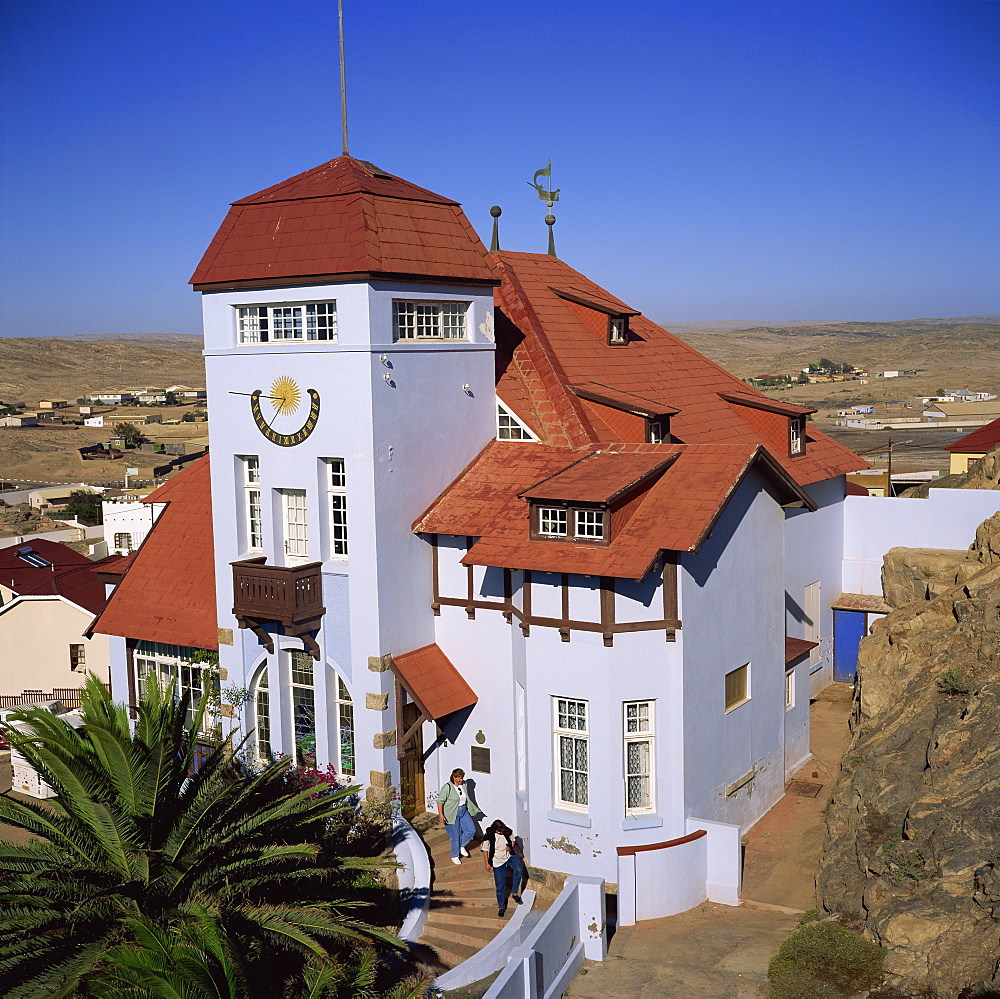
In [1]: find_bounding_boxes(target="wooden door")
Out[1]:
[398,702,424,820]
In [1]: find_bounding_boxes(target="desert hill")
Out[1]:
[663,317,1000,393]
[0,335,205,405]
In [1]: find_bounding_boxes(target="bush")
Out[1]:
[936,667,970,696]
[769,921,886,999]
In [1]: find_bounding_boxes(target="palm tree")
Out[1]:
[0,675,415,998]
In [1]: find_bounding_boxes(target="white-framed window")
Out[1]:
[725,663,750,712]
[497,401,537,441]
[538,507,568,537]
[323,458,348,557]
[575,509,605,540]
[785,669,795,710]
[554,697,588,809]
[113,532,133,553]
[242,456,262,551]
[236,302,337,345]
[534,503,608,542]
[281,489,308,560]
[254,667,271,760]
[790,417,805,455]
[336,675,355,777]
[646,418,668,444]
[134,641,218,737]
[392,300,468,341]
[624,700,654,812]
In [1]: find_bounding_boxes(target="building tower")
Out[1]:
[190,156,499,790]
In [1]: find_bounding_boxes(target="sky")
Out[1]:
[1,0,998,336]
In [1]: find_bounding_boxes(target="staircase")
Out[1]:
[415,824,510,970]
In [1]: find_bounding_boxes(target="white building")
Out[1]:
[93,155,864,922]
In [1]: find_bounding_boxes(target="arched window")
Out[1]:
[336,676,355,778]
[254,666,270,761]
[289,650,316,766]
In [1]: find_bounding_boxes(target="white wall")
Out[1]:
[102,501,164,554]
[202,278,497,782]
[682,470,788,833]
[842,489,1000,595]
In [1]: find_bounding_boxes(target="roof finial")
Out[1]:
[528,159,560,258]
[338,0,349,156]
[489,205,502,252]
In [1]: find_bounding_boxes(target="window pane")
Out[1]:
[290,650,314,687]
[725,665,748,710]
[627,775,649,809]
[339,700,355,776]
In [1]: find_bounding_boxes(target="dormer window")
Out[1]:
[532,503,608,544]
[608,315,629,346]
[646,417,670,444]
[538,507,568,537]
[575,509,605,540]
[789,417,806,456]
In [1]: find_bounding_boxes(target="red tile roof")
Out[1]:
[415,440,812,579]
[190,156,499,290]
[391,644,477,719]
[0,539,112,615]
[492,252,865,487]
[89,456,218,650]
[520,451,675,504]
[943,417,1000,454]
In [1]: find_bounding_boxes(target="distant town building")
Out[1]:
[88,392,135,405]
[37,399,69,410]
[100,499,167,555]
[943,417,1000,475]
[0,415,38,428]
[923,401,1000,424]
[0,539,117,698]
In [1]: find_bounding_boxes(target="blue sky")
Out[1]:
[1,0,997,336]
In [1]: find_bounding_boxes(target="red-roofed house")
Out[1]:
[0,539,114,700]
[943,417,1000,474]
[93,154,866,927]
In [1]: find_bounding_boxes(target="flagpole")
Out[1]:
[338,0,349,155]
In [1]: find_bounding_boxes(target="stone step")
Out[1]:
[425,909,506,931]
[430,890,499,908]
[417,920,499,951]
[417,932,478,970]
[427,873,493,891]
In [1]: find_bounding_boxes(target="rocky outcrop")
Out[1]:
[818,514,1000,997]
[903,445,1000,497]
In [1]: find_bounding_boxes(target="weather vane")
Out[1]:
[528,159,560,258]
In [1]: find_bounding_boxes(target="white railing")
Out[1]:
[479,876,606,999]
[391,817,432,944]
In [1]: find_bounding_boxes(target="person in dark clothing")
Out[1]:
[481,818,525,917]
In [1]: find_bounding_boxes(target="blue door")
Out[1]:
[833,610,866,682]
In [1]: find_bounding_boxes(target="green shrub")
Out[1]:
[936,667,970,696]
[768,921,886,999]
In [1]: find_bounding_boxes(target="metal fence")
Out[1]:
[0,688,94,709]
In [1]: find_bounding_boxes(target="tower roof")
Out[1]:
[190,156,499,291]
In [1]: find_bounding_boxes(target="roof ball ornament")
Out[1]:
[528,160,560,258]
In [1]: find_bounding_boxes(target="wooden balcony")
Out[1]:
[231,557,325,657]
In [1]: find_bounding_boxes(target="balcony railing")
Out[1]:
[231,557,325,628]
